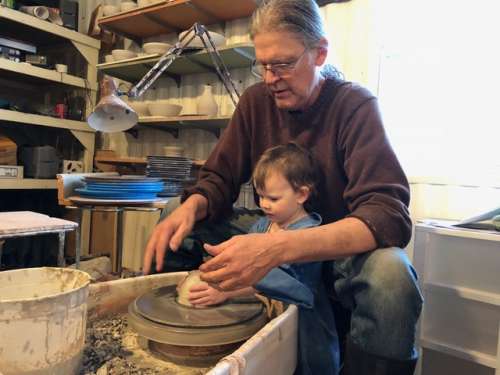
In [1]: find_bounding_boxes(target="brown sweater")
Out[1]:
[183,77,412,248]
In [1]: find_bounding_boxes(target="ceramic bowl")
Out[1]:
[111,49,137,61]
[102,4,119,16]
[120,1,137,12]
[128,101,149,117]
[163,146,184,157]
[148,100,182,117]
[178,29,226,48]
[142,42,171,55]
[55,64,67,73]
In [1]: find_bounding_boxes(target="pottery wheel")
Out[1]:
[135,284,263,327]
[128,284,268,347]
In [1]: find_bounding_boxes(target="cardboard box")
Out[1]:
[0,136,17,165]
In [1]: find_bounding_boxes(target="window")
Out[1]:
[375,1,500,185]
[323,0,500,186]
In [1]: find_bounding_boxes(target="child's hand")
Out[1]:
[188,282,229,307]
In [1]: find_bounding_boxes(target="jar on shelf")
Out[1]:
[197,84,218,116]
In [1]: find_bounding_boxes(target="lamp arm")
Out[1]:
[125,23,241,107]
[126,25,198,98]
[193,23,241,107]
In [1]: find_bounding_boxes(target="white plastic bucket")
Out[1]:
[0,267,90,375]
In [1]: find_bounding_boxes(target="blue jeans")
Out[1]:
[328,248,423,360]
[159,200,423,360]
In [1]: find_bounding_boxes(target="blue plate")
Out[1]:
[85,182,164,192]
[75,188,158,199]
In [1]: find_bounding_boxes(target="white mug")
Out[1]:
[55,64,68,73]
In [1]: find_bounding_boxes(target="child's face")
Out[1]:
[256,171,309,228]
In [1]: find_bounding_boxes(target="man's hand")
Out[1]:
[143,201,197,274]
[199,232,282,290]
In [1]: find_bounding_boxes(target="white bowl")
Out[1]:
[102,4,119,16]
[179,29,225,48]
[148,101,182,117]
[128,101,149,117]
[120,1,137,12]
[163,146,184,157]
[142,42,171,55]
[104,54,114,63]
[55,64,67,73]
[111,49,137,61]
[137,0,151,7]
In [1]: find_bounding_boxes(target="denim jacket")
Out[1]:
[252,213,340,375]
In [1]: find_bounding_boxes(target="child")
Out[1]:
[189,143,340,375]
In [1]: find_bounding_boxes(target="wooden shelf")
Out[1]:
[0,59,97,90]
[98,0,256,40]
[95,155,205,167]
[0,109,95,133]
[138,114,230,137]
[95,156,147,165]
[0,178,57,190]
[0,6,100,48]
[97,43,254,83]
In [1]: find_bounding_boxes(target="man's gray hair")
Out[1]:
[250,0,342,78]
[250,0,325,47]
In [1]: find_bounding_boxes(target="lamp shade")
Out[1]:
[87,77,138,133]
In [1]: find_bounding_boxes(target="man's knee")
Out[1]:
[362,248,423,313]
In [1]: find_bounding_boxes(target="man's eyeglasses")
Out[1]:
[251,49,308,79]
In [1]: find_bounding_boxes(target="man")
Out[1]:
[144,1,422,373]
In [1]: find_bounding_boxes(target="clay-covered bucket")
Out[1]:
[0,267,90,374]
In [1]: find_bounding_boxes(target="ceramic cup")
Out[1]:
[55,64,68,73]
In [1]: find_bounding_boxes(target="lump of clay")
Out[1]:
[176,270,203,307]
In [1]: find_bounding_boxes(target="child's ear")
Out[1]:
[297,186,311,205]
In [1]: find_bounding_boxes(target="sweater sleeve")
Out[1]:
[338,91,412,248]
[181,92,253,221]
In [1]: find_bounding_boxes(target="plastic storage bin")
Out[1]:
[19,145,60,178]
[422,287,499,357]
[424,234,500,294]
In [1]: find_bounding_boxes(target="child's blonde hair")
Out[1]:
[252,143,319,210]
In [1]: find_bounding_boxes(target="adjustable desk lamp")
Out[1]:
[88,23,241,133]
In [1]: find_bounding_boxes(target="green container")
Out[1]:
[1,0,15,8]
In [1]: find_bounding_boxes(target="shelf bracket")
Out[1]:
[125,127,140,139]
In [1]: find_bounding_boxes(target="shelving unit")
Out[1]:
[97,43,254,83]
[0,6,100,175]
[0,58,97,90]
[96,1,255,138]
[98,0,257,40]
[413,223,500,375]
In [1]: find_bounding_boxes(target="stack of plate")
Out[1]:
[146,156,193,197]
[75,175,164,200]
